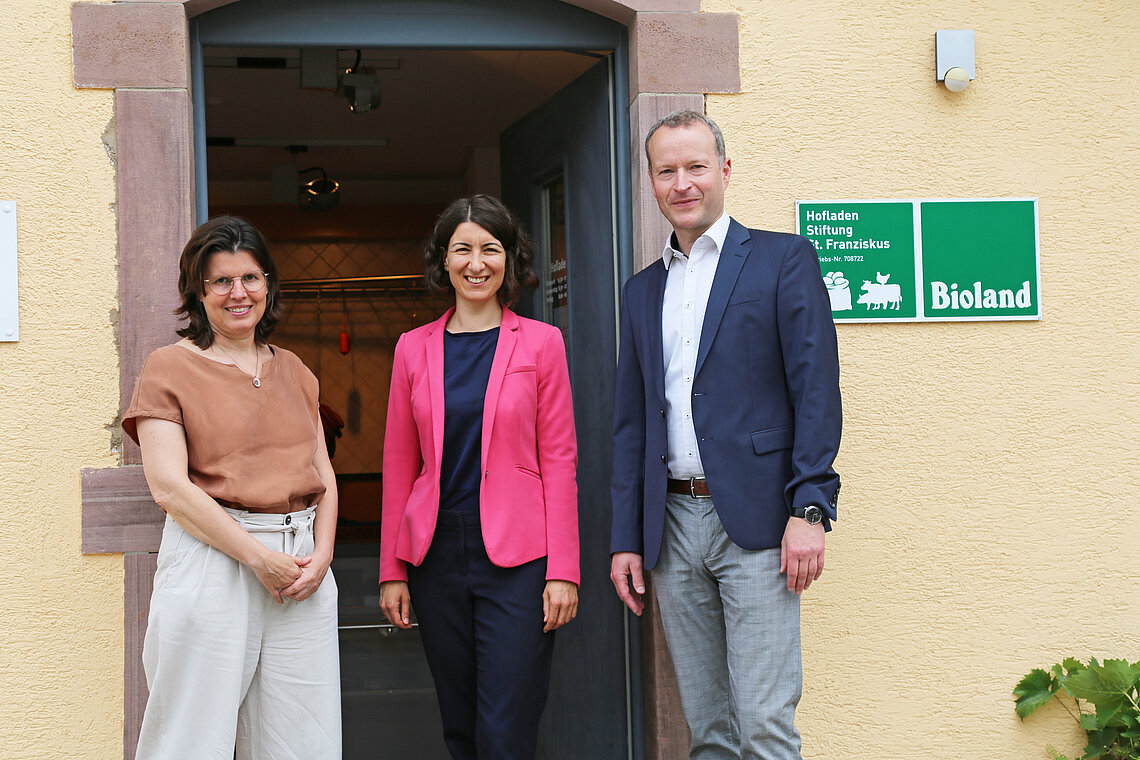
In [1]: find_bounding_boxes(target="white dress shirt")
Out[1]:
[661,212,731,479]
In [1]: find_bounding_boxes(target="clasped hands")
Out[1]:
[252,549,330,604]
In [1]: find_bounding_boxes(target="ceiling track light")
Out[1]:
[338,49,382,113]
[297,166,340,212]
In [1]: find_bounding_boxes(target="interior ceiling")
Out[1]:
[204,47,601,198]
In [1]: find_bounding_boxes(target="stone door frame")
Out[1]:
[71,2,739,757]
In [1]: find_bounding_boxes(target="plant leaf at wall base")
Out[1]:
[1015,668,1061,718]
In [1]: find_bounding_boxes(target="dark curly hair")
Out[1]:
[424,195,538,306]
[174,216,283,348]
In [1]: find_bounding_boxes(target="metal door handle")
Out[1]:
[337,622,419,631]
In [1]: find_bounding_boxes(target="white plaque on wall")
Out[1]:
[1,202,17,341]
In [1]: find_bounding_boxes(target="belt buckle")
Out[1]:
[689,477,711,499]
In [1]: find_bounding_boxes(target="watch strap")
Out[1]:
[792,505,824,524]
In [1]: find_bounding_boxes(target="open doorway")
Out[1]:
[198,5,629,755]
[202,45,600,469]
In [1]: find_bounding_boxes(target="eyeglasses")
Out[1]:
[203,271,269,296]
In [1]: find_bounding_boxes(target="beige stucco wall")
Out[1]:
[0,2,123,758]
[703,0,1139,758]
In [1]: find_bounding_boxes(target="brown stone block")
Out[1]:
[630,93,704,269]
[642,575,690,759]
[72,2,189,89]
[185,0,238,16]
[624,0,700,10]
[124,551,157,760]
[631,12,740,96]
[177,0,701,23]
[115,89,195,464]
[81,466,163,554]
[563,0,700,24]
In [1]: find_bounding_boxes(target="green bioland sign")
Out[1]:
[795,198,1040,323]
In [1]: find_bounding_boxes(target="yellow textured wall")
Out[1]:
[2,1,1137,759]
[0,2,122,759]
[703,0,1140,758]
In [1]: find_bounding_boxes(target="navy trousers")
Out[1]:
[407,510,554,760]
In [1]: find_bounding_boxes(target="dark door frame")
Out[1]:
[500,56,627,758]
[201,4,627,758]
[71,2,740,758]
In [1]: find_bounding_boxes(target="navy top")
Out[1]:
[440,327,500,513]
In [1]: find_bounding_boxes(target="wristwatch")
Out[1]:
[792,505,823,525]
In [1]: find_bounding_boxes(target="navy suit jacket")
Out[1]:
[610,219,842,570]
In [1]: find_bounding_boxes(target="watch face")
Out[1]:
[804,506,823,525]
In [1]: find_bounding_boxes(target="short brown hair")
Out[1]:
[175,216,283,348]
[424,195,538,307]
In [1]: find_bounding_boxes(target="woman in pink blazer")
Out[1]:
[379,195,579,760]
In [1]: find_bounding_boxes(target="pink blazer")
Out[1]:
[380,307,580,584]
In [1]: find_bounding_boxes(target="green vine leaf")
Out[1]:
[1082,725,1122,758]
[1063,658,1088,677]
[1017,658,1140,760]
[1065,660,1133,712]
[1017,668,1062,719]
[1096,703,1125,730]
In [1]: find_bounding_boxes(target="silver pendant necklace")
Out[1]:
[214,342,262,388]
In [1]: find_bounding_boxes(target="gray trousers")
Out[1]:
[653,493,803,760]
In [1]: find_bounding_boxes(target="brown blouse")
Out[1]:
[123,343,326,513]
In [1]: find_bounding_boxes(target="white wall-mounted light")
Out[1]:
[936,30,975,92]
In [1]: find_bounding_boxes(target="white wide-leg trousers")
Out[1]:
[136,508,341,760]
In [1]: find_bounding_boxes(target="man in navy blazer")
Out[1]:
[609,110,841,759]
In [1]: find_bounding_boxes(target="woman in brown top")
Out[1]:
[122,216,340,760]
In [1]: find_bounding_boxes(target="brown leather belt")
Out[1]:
[667,477,711,498]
